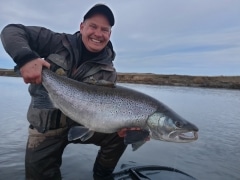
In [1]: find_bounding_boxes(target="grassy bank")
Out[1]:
[1,69,240,90]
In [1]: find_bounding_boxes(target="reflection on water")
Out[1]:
[0,77,240,180]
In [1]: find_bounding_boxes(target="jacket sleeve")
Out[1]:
[1,24,63,68]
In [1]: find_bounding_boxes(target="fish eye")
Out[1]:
[175,121,183,128]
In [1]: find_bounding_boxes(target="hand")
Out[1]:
[20,58,50,84]
[118,127,141,137]
[118,127,150,141]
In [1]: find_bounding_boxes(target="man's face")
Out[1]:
[80,13,112,52]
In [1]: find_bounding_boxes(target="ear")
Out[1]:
[109,30,112,37]
[80,22,84,33]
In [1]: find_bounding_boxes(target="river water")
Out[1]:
[0,76,239,180]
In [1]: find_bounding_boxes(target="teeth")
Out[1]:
[183,132,194,138]
[91,39,100,43]
[179,131,198,140]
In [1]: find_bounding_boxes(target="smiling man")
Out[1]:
[81,14,112,52]
[1,4,127,180]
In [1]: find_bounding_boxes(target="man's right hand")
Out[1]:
[20,58,50,84]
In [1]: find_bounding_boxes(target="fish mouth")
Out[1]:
[169,131,198,142]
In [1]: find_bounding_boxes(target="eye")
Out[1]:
[175,121,183,128]
[102,28,110,33]
[90,24,97,29]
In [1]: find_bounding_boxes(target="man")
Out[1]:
[1,4,128,180]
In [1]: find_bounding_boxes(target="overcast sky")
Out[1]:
[0,0,240,75]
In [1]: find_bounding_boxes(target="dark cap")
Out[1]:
[83,4,115,26]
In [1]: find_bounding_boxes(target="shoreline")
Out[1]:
[1,68,240,90]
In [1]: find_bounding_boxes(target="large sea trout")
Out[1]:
[39,68,198,150]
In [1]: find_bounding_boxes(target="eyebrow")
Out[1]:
[85,20,111,28]
[88,22,111,31]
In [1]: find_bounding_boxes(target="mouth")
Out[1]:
[90,38,102,44]
[169,131,198,142]
[179,131,198,141]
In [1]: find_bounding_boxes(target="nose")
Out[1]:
[94,28,102,37]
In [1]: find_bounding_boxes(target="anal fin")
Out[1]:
[124,129,149,144]
[68,126,94,141]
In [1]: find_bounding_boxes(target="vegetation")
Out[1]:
[1,69,240,90]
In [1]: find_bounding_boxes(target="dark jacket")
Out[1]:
[1,24,117,132]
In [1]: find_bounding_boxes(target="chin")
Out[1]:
[90,46,104,52]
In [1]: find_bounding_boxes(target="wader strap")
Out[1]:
[55,110,61,128]
[52,111,68,129]
[59,112,67,128]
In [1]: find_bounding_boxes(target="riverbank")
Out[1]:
[1,68,240,90]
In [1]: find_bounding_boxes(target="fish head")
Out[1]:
[146,112,198,143]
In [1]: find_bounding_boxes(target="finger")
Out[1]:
[117,130,126,137]
[127,127,141,131]
[42,60,51,69]
[23,77,32,84]
[121,127,140,131]
[132,127,141,130]
[35,77,42,84]
[23,79,29,84]
[117,127,142,137]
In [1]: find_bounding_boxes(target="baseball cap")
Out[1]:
[83,4,115,26]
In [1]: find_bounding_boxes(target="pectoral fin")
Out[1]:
[32,88,57,109]
[132,140,147,151]
[124,129,150,144]
[68,126,94,141]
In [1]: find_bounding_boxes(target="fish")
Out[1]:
[38,68,198,150]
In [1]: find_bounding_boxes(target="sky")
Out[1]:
[0,0,240,76]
